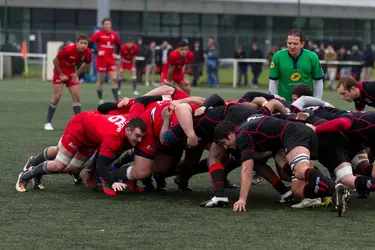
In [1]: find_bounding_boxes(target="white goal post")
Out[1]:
[0,51,363,88]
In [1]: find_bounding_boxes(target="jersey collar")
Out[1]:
[288,49,304,69]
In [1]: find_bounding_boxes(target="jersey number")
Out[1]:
[247,115,264,122]
[108,115,127,132]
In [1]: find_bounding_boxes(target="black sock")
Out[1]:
[272,176,289,195]
[209,163,226,197]
[113,150,134,169]
[97,88,103,100]
[30,148,51,166]
[132,78,137,91]
[118,78,122,90]
[111,86,119,101]
[46,102,57,123]
[73,103,81,115]
[283,163,294,178]
[355,176,375,192]
[22,161,49,181]
[303,168,335,198]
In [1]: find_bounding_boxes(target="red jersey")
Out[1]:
[120,44,139,64]
[162,50,194,74]
[137,102,199,158]
[82,102,145,158]
[90,29,120,59]
[54,44,92,74]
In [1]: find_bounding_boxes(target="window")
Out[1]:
[182,14,199,25]
[31,8,54,30]
[202,14,218,26]
[76,10,96,30]
[55,9,76,30]
[162,13,180,25]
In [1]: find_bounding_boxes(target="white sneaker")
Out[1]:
[252,171,261,185]
[200,196,229,207]
[291,198,321,208]
[118,90,121,95]
[145,82,150,87]
[133,90,139,96]
[279,190,293,203]
[44,123,54,131]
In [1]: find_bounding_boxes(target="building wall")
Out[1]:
[3,0,375,19]
[0,6,374,56]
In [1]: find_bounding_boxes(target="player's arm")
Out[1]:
[75,52,92,78]
[159,107,173,145]
[133,46,139,69]
[174,103,199,147]
[53,49,66,77]
[312,117,353,133]
[160,124,185,146]
[311,53,325,99]
[233,134,255,212]
[172,96,206,106]
[167,64,176,82]
[268,52,280,95]
[291,96,330,111]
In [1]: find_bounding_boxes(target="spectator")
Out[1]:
[267,47,278,67]
[136,37,148,83]
[307,40,317,52]
[317,43,327,82]
[360,44,374,81]
[249,43,263,88]
[350,45,362,81]
[207,36,220,56]
[191,40,204,87]
[234,46,248,87]
[157,40,173,69]
[324,45,337,90]
[145,41,157,87]
[206,43,219,88]
[338,46,351,77]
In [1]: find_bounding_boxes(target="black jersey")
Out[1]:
[354,81,375,111]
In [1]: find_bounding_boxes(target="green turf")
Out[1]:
[2,80,375,249]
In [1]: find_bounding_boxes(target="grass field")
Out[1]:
[2,80,375,249]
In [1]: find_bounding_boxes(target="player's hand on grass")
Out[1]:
[112,182,127,192]
[233,199,247,212]
[305,123,316,132]
[163,79,172,86]
[60,74,69,83]
[194,106,206,116]
[296,112,310,121]
[113,53,120,59]
[118,97,130,108]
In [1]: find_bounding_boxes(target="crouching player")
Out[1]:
[161,41,194,94]
[213,116,349,216]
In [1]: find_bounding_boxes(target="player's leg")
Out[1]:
[45,83,63,130]
[16,144,75,192]
[108,66,119,101]
[117,66,124,95]
[96,72,105,104]
[67,82,81,115]
[63,149,92,185]
[131,65,138,95]
[201,142,230,207]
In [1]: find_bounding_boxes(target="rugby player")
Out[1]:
[16,95,165,193]
[119,38,139,96]
[161,40,194,94]
[337,75,375,111]
[90,17,121,103]
[213,117,348,216]
[44,34,92,131]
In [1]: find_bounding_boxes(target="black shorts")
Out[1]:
[317,133,349,172]
[346,135,366,159]
[282,122,318,160]
[158,145,184,157]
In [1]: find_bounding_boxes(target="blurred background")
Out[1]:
[0,0,374,86]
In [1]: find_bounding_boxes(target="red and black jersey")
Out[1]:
[354,81,375,111]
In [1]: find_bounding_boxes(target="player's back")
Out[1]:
[237,115,291,152]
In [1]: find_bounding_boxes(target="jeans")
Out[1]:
[251,68,261,86]
[237,65,248,87]
[207,69,218,87]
